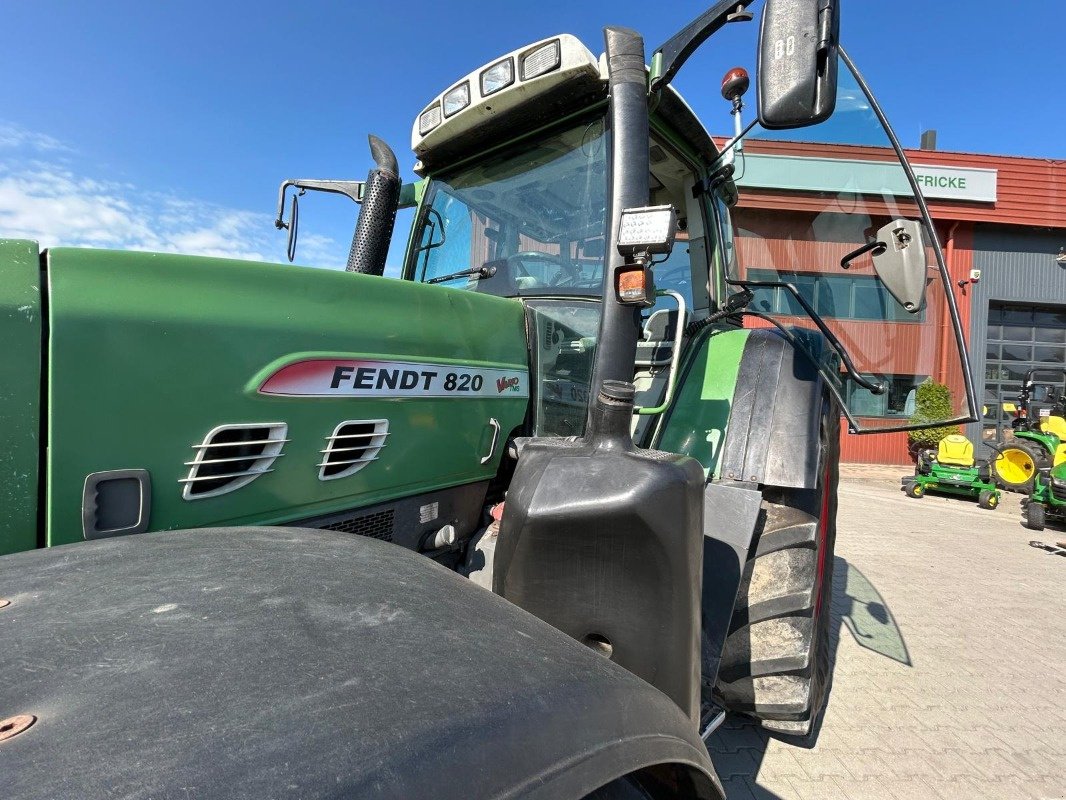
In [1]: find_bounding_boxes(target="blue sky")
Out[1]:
[2,1,1063,270]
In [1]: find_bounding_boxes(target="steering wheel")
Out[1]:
[506,250,563,275]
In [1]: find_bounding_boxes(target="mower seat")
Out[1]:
[937,435,975,468]
[1040,415,1066,441]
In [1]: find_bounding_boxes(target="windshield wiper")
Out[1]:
[426,264,498,285]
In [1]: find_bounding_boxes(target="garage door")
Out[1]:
[983,302,1066,440]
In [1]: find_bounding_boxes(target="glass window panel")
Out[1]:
[1033,308,1066,327]
[1002,365,1032,383]
[649,238,694,316]
[851,283,885,321]
[847,383,887,417]
[1001,343,1032,362]
[987,307,1004,324]
[749,284,778,315]
[791,275,817,314]
[411,118,607,296]
[1035,327,1066,343]
[1000,305,1033,324]
[816,275,851,318]
[1035,345,1064,363]
[986,324,1002,341]
[1002,325,1031,341]
[985,344,999,360]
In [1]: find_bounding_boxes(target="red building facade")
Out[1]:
[725,139,1066,464]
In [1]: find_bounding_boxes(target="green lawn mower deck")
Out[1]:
[902,435,1001,510]
[1022,463,1066,530]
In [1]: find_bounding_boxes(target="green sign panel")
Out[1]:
[736,153,997,203]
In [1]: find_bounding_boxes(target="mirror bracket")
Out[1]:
[650,0,756,93]
[274,179,365,262]
[870,218,928,314]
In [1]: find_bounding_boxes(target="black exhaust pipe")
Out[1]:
[346,135,401,275]
[587,27,651,414]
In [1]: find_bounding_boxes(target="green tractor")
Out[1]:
[1,2,976,797]
[903,434,1001,509]
[1023,462,1066,531]
[993,368,1066,492]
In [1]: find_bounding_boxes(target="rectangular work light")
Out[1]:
[616,205,678,256]
[481,58,515,96]
[442,82,471,118]
[418,104,442,135]
[520,40,561,80]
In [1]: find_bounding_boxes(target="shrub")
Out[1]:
[907,378,961,448]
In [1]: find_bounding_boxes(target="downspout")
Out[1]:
[938,221,959,383]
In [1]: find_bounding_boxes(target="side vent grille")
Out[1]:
[319,420,389,481]
[182,423,288,500]
[321,510,394,541]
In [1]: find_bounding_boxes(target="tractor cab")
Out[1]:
[387,19,978,441]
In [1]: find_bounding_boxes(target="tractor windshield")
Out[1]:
[408,118,608,297]
[721,51,978,434]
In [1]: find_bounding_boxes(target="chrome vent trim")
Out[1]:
[319,420,389,481]
[182,422,288,500]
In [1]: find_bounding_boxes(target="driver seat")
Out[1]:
[937,434,975,468]
[1040,415,1066,441]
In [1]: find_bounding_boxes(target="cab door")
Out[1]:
[719,50,978,434]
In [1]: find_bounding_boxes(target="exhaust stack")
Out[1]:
[346,135,401,275]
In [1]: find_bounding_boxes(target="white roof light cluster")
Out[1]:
[412,35,600,157]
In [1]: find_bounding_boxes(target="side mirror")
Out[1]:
[871,218,927,314]
[757,0,840,129]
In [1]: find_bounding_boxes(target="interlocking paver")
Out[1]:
[716,465,1066,800]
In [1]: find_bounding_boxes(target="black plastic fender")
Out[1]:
[718,328,829,490]
[0,528,723,800]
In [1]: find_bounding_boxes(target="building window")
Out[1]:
[746,269,925,323]
[845,375,927,418]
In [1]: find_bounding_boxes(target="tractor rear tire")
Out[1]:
[978,490,998,510]
[1025,502,1046,531]
[993,442,1048,493]
[713,396,838,739]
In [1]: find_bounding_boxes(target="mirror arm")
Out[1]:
[650,0,755,93]
[839,240,886,270]
[738,279,886,395]
[274,179,365,230]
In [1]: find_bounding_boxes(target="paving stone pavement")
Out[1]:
[713,464,1066,800]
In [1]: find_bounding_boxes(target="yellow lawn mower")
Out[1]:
[994,369,1066,492]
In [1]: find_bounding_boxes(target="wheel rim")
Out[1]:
[996,447,1036,485]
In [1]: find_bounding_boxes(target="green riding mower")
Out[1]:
[1022,462,1066,531]
[994,369,1066,492]
[903,434,1001,509]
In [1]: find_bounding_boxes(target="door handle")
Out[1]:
[481,418,501,465]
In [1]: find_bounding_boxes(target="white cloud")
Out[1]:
[0,123,343,267]
[0,122,70,153]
